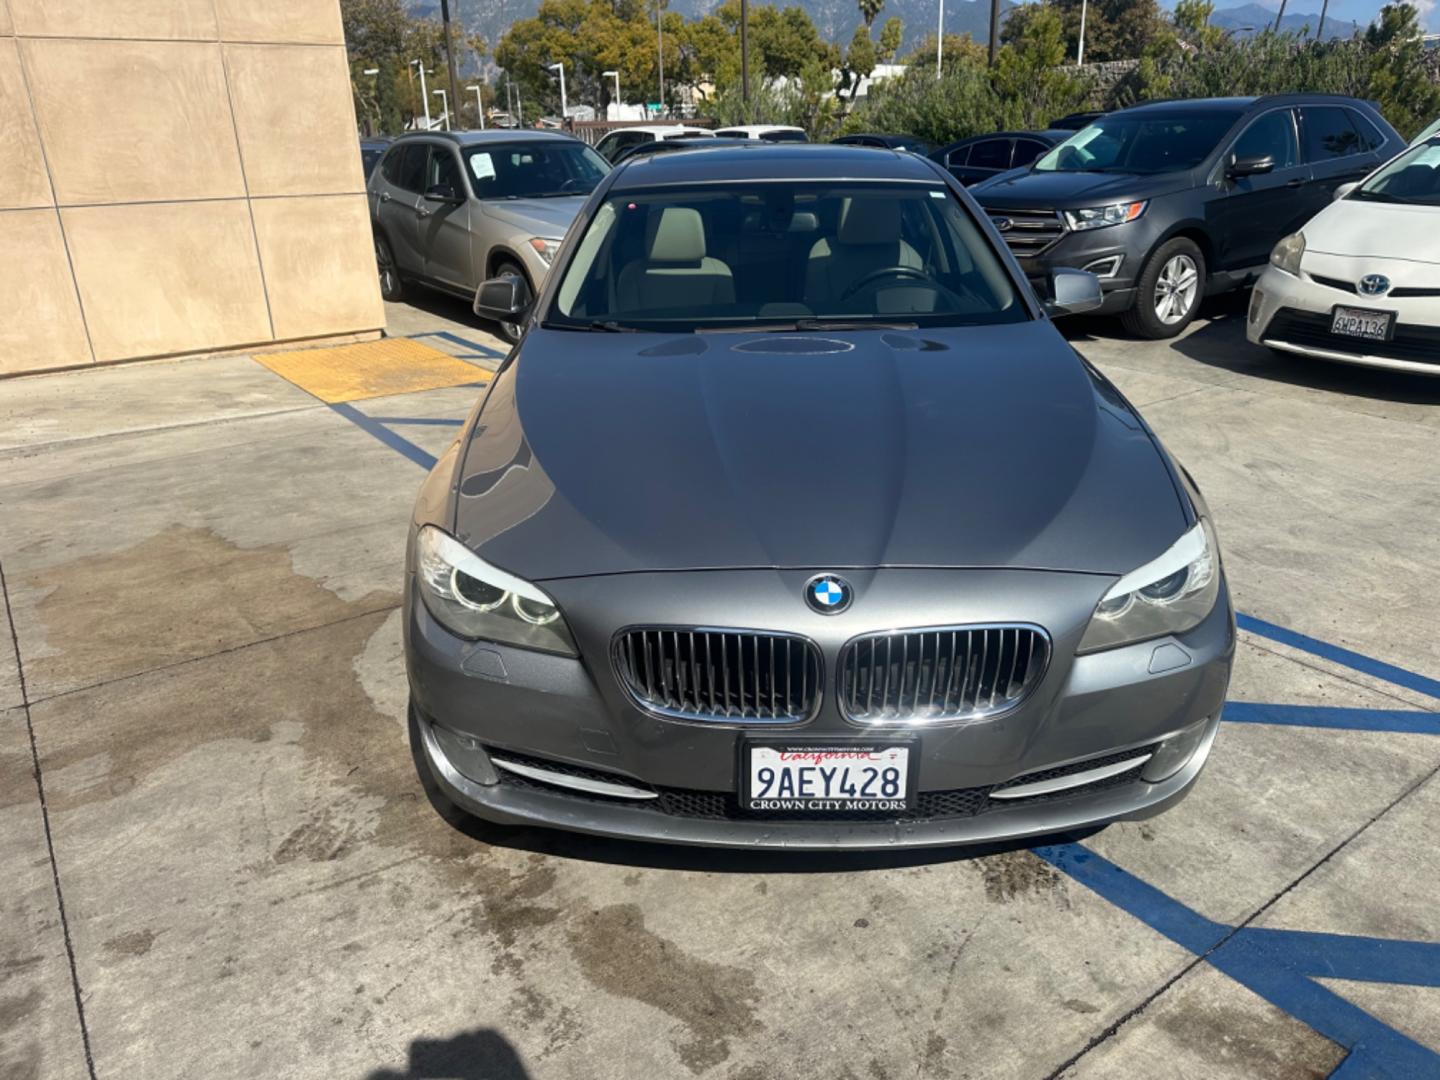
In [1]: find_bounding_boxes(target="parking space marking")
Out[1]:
[407,329,507,361]
[364,416,465,427]
[1037,842,1440,1078]
[341,399,1440,1078]
[255,338,490,404]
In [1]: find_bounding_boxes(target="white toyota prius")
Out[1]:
[1248,134,1440,375]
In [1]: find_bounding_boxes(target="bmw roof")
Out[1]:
[609,143,941,188]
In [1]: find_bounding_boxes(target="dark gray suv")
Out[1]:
[973,95,1404,338]
[368,130,610,341]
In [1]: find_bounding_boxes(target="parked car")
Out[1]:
[713,124,809,142]
[1248,132,1440,375]
[403,143,1235,849]
[360,138,391,179]
[368,130,610,342]
[1050,111,1107,131]
[594,125,714,162]
[613,137,752,164]
[832,133,934,155]
[973,94,1405,338]
[931,130,1067,186]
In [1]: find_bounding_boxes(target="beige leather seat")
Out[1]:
[615,207,735,312]
[805,198,923,308]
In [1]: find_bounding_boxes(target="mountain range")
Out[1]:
[411,0,1362,62]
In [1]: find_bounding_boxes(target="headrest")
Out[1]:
[837,198,901,246]
[647,207,707,262]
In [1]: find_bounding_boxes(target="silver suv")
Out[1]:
[369,130,610,341]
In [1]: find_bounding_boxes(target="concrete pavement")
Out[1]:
[0,295,1436,1079]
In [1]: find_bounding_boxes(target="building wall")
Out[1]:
[0,0,383,376]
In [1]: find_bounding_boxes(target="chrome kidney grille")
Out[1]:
[614,628,822,723]
[839,625,1050,725]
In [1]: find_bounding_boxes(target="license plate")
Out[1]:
[1330,305,1394,342]
[743,742,914,813]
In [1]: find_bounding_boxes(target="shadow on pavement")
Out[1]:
[365,1028,530,1080]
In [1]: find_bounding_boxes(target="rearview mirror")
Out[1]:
[1044,268,1103,318]
[1334,181,1360,201]
[424,182,463,204]
[474,273,533,324]
[1226,153,1275,179]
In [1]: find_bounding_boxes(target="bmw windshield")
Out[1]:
[462,141,610,199]
[546,182,1028,332]
[1034,113,1239,175]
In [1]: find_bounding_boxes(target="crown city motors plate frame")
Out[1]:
[741,738,920,814]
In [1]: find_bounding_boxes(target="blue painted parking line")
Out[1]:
[1036,844,1440,1077]
[1223,702,1440,736]
[1239,613,1440,702]
[330,402,437,470]
[407,329,507,361]
[364,416,465,427]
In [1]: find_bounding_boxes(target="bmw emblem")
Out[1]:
[805,574,853,614]
[1358,274,1391,297]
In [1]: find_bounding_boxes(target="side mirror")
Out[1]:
[1226,153,1275,179]
[424,182,463,204]
[474,273,533,324]
[1334,181,1360,201]
[1044,267,1103,318]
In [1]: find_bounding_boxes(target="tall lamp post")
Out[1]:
[410,59,431,130]
[439,0,462,129]
[656,2,666,115]
[1077,0,1088,64]
[988,0,1000,65]
[467,84,485,129]
[432,88,449,130]
[602,69,621,120]
[548,62,567,122]
[937,0,944,77]
[740,0,749,103]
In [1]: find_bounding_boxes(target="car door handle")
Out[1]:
[380,191,391,203]
[415,206,431,218]
[1285,178,1305,188]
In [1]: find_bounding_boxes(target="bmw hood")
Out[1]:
[1304,199,1440,265]
[480,196,588,236]
[975,169,1186,209]
[454,322,1188,580]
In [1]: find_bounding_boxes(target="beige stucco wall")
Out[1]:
[0,0,383,375]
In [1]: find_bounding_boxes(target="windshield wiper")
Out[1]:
[697,319,919,334]
[1350,188,1411,204]
[587,320,639,333]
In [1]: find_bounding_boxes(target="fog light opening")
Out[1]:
[1248,289,1265,325]
[430,722,500,786]
[1083,255,1124,279]
[1141,718,1211,783]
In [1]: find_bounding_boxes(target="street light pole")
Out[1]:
[602,69,621,120]
[410,60,431,130]
[467,84,485,129]
[548,62,567,122]
[741,0,750,104]
[656,0,666,115]
[937,0,944,77]
[432,88,449,129]
[988,0,1000,65]
[1077,0,1087,64]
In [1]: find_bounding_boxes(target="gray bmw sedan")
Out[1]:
[403,144,1234,849]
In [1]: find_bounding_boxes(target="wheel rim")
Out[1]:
[1153,254,1199,325]
[375,240,396,295]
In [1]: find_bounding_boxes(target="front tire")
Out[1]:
[1121,238,1206,340]
[375,234,405,302]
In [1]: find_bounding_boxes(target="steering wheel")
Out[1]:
[840,265,932,301]
[558,177,587,193]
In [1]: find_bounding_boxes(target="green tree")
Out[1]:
[1364,2,1440,139]
[343,0,486,133]
[1002,0,1164,63]
[858,0,885,29]
[902,31,988,70]
[877,16,904,63]
[838,25,877,103]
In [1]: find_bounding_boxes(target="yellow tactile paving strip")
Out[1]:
[254,338,489,404]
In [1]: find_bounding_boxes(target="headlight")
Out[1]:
[528,237,562,265]
[1079,520,1220,654]
[1062,201,1147,231]
[414,526,577,656]
[1270,232,1305,276]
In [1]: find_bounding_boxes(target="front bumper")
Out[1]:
[981,208,1157,314]
[1248,258,1440,376]
[404,567,1235,848]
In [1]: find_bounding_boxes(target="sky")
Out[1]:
[1160,0,1439,33]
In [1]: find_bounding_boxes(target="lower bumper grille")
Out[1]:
[1265,308,1440,366]
[613,628,821,723]
[488,745,1155,824]
[839,625,1049,724]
